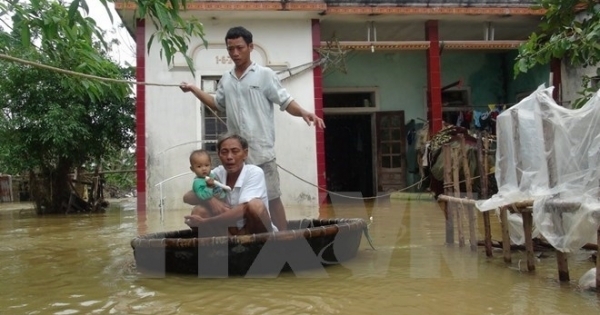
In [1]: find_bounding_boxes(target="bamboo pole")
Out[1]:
[443,144,454,245]
[452,145,465,247]
[69,169,136,176]
[437,195,476,205]
[436,195,583,211]
[596,226,599,292]
[483,135,493,256]
[459,135,477,251]
[476,133,493,257]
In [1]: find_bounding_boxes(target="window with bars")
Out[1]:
[201,77,228,152]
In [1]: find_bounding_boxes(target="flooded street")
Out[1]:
[1,197,598,314]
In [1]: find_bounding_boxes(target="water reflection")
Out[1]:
[0,197,598,314]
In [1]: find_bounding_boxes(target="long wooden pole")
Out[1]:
[443,144,454,245]
[596,226,600,292]
[459,135,477,251]
[476,133,493,257]
[452,146,465,247]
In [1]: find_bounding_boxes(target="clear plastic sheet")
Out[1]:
[476,86,600,252]
[578,267,597,290]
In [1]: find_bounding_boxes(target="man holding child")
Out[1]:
[184,133,277,236]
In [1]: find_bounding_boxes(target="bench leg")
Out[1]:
[522,211,535,272]
[556,251,569,282]
[444,201,455,246]
[483,211,493,257]
[500,207,511,264]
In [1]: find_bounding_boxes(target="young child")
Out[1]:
[189,149,227,201]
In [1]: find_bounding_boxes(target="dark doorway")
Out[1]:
[324,114,374,198]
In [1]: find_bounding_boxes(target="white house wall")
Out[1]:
[143,17,319,211]
[561,62,598,108]
[561,8,599,108]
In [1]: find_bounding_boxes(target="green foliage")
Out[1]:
[102,148,136,195]
[0,0,206,211]
[1,0,207,75]
[515,0,600,107]
[0,50,135,173]
[0,1,135,212]
[111,0,207,76]
[82,148,136,196]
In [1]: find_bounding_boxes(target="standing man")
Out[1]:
[180,26,325,231]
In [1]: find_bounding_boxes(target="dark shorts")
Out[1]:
[257,159,281,201]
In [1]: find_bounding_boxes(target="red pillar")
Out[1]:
[135,19,147,216]
[425,20,443,135]
[312,19,327,205]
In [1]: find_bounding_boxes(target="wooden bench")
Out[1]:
[436,105,600,289]
[498,103,600,292]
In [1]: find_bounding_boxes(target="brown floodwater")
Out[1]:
[1,197,598,314]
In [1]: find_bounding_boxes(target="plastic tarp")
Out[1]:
[476,85,600,252]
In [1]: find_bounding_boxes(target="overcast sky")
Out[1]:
[1,1,136,65]
[87,1,136,66]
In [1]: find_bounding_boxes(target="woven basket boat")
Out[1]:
[131,218,368,276]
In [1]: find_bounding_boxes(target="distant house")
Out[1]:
[115,0,551,213]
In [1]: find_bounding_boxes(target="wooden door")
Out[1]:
[376,111,406,192]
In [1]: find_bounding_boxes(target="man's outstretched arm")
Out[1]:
[180,82,219,112]
[285,100,326,128]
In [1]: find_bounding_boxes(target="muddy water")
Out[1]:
[1,197,598,315]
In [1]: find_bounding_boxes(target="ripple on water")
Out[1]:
[54,310,79,315]
[1,200,600,314]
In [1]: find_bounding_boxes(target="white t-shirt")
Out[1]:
[212,164,278,232]
[214,62,293,165]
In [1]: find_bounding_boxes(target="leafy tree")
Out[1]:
[514,0,600,108]
[103,149,136,198]
[0,17,134,214]
[0,0,207,213]
[86,148,136,198]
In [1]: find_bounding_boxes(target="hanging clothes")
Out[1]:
[473,110,486,129]
[456,111,464,127]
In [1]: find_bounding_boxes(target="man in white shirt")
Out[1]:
[184,133,278,235]
[181,26,325,231]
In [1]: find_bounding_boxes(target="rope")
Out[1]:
[0,53,325,86]
[0,53,181,87]
[4,52,439,201]
[277,163,432,200]
[2,52,495,202]
[0,53,328,134]
[0,53,324,119]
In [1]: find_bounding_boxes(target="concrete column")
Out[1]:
[135,19,147,216]
[312,19,327,204]
[425,20,443,135]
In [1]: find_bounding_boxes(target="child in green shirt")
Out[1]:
[189,149,227,201]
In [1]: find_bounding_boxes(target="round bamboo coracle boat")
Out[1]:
[131,218,368,277]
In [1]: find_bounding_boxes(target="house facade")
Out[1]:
[115,0,552,213]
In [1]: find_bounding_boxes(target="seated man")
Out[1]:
[183,133,278,236]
